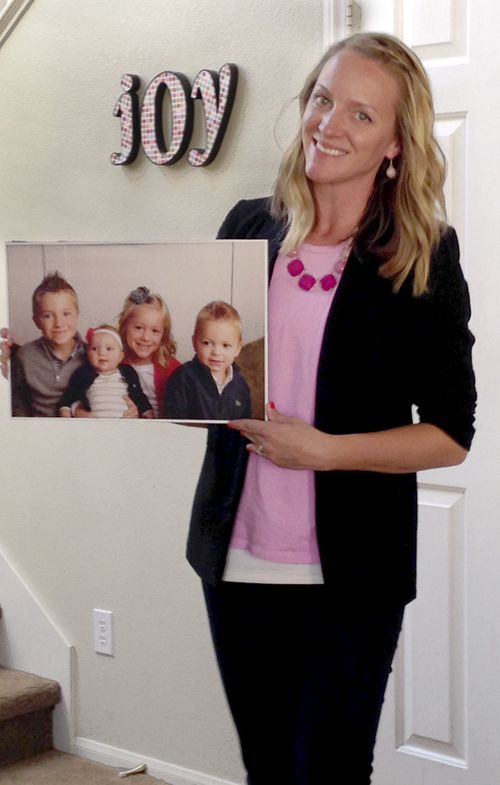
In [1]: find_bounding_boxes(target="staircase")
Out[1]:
[0,666,61,767]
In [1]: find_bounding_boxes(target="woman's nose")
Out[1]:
[318,108,342,136]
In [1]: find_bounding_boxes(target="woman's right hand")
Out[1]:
[1,328,12,380]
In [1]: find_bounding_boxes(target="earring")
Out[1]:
[386,158,397,179]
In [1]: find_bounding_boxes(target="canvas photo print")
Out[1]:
[6,241,267,423]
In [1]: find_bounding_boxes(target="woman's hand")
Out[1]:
[1,328,12,380]
[228,403,333,470]
[229,404,468,474]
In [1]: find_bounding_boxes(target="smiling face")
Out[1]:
[87,332,124,374]
[123,304,164,365]
[193,319,242,382]
[301,50,401,198]
[33,291,79,354]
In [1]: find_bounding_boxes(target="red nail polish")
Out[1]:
[269,401,276,409]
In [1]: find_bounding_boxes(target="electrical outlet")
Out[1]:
[93,609,113,656]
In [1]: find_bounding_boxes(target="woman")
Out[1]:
[186,33,476,785]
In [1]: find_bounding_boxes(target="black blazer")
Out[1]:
[186,198,476,605]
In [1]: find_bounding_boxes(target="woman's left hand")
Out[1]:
[228,403,332,470]
[230,405,468,474]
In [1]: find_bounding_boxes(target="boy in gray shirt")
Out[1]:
[11,272,86,416]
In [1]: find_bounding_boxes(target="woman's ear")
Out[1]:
[386,136,401,161]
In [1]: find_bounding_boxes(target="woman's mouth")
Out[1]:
[315,141,348,157]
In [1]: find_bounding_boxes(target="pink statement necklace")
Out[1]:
[287,237,353,292]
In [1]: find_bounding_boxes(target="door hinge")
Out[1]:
[345,2,362,33]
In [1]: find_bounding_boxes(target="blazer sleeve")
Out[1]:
[412,227,476,450]
[216,200,248,239]
[216,197,279,241]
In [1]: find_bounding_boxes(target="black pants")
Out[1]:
[203,581,405,785]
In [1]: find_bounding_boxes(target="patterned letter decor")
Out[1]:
[188,63,238,167]
[141,71,194,165]
[110,74,141,166]
[111,64,239,167]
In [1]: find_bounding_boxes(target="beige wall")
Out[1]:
[0,0,325,781]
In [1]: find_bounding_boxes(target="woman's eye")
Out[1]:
[312,93,330,107]
[355,111,371,122]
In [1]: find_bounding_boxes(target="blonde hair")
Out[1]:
[194,301,243,341]
[271,32,446,296]
[117,289,177,368]
[32,271,78,316]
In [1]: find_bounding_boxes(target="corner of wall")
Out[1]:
[0,544,74,751]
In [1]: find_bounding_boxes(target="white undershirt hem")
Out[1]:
[222,547,324,584]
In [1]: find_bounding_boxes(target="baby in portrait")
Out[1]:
[59,325,153,418]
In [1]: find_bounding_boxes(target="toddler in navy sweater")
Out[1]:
[165,301,251,421]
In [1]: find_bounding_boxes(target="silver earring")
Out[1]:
[386,159,397,179]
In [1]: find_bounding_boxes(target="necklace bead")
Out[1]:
[287,239,352,292]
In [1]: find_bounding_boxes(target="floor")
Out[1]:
[0,749,170,784]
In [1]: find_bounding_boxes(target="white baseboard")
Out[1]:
[72,737,242,785]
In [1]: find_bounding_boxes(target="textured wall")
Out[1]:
[0,0,324,781]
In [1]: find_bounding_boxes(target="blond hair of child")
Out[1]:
[194,300,243,341]
[117,287,176,368]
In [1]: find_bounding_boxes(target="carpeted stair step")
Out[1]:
[0,667,61,767]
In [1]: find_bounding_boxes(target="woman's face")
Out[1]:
[301,50,401,195]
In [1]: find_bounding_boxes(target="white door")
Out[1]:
[327,2,500,783]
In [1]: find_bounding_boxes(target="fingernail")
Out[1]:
[269,401,276,409]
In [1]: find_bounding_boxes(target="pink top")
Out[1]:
[228,241,349,563]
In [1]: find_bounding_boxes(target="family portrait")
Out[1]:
[6,240,267,422]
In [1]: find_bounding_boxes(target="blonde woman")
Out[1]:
[187,33,476,785]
